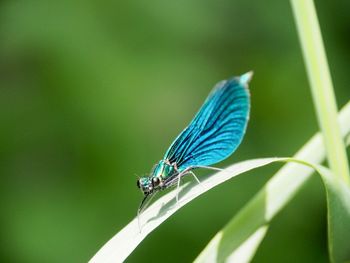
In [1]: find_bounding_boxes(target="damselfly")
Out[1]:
[137,72,252,216]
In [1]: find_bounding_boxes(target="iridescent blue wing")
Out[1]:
[164,72,251,172]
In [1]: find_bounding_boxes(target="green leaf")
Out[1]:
[89,158,282,263]
[90,158,350,263]
[90,158,322,263]
[195,161,350,263]
[195,226,268,263]
[319,166,350,262]
[291,0,350,186]
[290,1,350,260]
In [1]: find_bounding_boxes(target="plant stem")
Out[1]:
[290,0,350,185]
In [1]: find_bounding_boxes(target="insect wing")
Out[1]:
[164,72,251,171]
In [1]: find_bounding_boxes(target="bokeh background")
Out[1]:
[1,0,349,262]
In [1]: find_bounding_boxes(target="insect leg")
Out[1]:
[176,173,182,203]
[173,165,221,203]
[189,170,201,184]
[194,165,223,171]
[137,193,157,232]
[137,195,148,232]
[175,169,190,203]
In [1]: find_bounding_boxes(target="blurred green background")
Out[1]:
[1,0,349,262]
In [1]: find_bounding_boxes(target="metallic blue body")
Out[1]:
[137,72,251,198]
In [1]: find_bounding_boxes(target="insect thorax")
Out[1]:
[152,159,178,181]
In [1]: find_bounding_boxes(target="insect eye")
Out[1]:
[137,179,141,189]
[152,177,160,187]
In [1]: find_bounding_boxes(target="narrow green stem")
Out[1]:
[290,0,350,186]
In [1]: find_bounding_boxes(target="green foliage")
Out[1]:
[291,0,350,186]
[322,169,350,262]
[195,159,350,263]
[90,158,282,262]
[291,0,350,261]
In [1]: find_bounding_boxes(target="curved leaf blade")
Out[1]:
[319,166,350,262]
[89,158,281,263]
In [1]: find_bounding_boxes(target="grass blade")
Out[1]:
[291,0,350,185]
[319,167,350,262]
[89,158,282,263]
[196,162,350,263]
